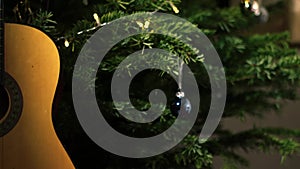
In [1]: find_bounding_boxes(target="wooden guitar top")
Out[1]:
[0,23,74,169]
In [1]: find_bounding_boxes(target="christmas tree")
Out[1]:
[5,0,300,168]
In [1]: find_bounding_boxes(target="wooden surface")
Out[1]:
[0,23,74,169]
[288,0,300,43]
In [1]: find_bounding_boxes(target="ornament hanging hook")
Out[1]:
[177,57,185,98]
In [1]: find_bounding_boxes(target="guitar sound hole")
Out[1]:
[0,84,10,121]
[0,73,23,137]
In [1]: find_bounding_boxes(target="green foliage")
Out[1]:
[31,9,57,34]
[175,135,213,169]
[11,0,300,168]
[59,1,300,168]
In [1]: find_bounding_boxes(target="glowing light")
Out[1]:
[169,1,179,14]
[252,1,261,16]
[64,40,70,47]
[144,21,150,29]
[93,13,100,25]
[245,2,250,8]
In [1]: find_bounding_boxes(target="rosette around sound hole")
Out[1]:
[0,73,23,137]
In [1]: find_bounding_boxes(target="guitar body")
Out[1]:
[0,23,74,169]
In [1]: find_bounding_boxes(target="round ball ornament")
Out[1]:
[241,0,261,16]
[240,0,269,23]
[170,91,192,116]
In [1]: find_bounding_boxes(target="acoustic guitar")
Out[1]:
[0,1,74,169]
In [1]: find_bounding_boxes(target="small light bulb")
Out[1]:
[136,21,144,28]
[169,1,179,14]
[245,2,250,8]
[64,39,70,48]
[144,21,150,29]
[93,13,100,25]
[252,1,261,16]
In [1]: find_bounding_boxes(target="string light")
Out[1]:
[244,0,250,8]
[64,39,70,47]
[56,15,110,43]
[62,13,102,48]
[144,20,150,29]
[169,1,179,14]
[93,13,100,26]
[57,1,180,46]
[136,20,150,29]
[251,1,261,16]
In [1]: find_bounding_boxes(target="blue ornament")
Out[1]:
[171,91,192,116]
